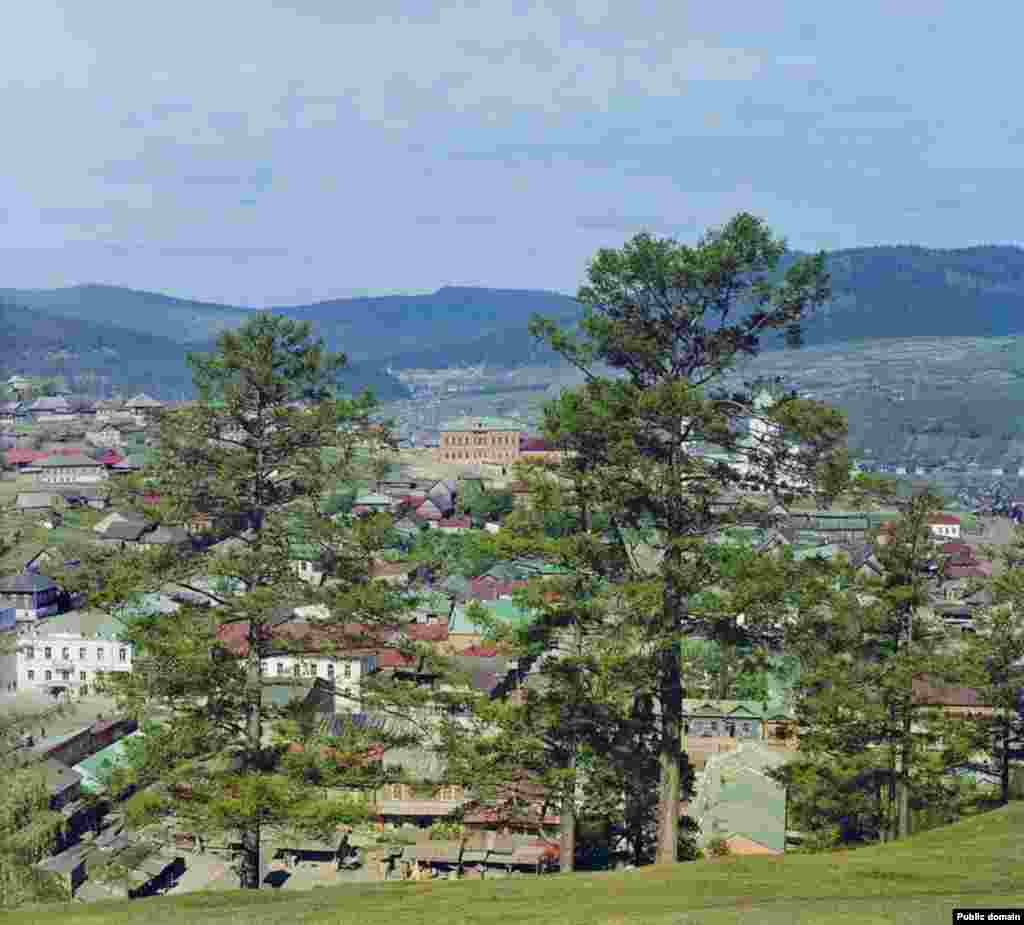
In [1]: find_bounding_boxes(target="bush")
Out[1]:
[706,837,731,858]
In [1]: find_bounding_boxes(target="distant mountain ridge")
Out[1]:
[7,244,1024,395]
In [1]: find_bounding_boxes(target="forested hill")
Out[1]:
[780,244,1024,347]
[6,244,1024,390]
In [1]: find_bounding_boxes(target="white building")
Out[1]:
[261,651,376,711]
[928,515,962,540]
[9,610,133,696]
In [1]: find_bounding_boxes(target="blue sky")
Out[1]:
[1,1,1018,306]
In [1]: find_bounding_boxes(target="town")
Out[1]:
[1,357,1020,905]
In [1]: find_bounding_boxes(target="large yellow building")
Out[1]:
[438,416,521,464]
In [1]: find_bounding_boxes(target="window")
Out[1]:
[119,648,127,662]
[343,662,352,679]
[97,648,104,661]
[45,670,52,681]
[327,663,335,680]
[79,647,86,660]
[277,662,285,676]
[62,647,70,661]
[80,671,87,681]
[61,670,71,681]
[293,663,301,677]
[27,670,34,681]
[25,647,34,660]
[44,647,52,659]
[385,783,404,801]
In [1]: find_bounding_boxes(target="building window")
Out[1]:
[327,663,335,680]
[44,647,52,659]
[80,671,87,681]
[79,647,86,660]
[277,662,285,675]
[343,662,352,679]
[97,647,104,661]
[27,670,35,681]
[61,670,71,681]
[118,648,127,662]
[62,647,70,661]
[293,663,301,677]
[45,670,52,681]
[26,646,34,660]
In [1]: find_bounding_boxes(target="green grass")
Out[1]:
[9,803,1024,924]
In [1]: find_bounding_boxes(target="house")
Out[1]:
[414,498,445,522]
[0,571,62,621]
[96,520,158,548]
[13,608,134,695]
[683,700,770,740]
[928,514,962,540]
[4,448,49,470]
[136,524,193,552]
[34,452,108,485]
[217,618,378,712]
[352,493,395,514]
[53,484,111,511]
[85,424,125,448]
[15,491,63,514]
[432,515,473,534]
[0,400,29,426]
[123,393,164,424]
[93,399,125,422]
[29,395,75,423]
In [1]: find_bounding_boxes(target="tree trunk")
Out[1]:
[1000,716,1011,806]
[897,713,912,840]
[655,640,682,865]
[239,619,264,889]
[239,821,261,889]
[558,790,575,873]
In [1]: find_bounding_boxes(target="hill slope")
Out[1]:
[10,803,1023,925]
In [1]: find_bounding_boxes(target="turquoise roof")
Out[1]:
[73,730,146,793]
[450,598,536,634]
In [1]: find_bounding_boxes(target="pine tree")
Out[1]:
[964,524,1024,805]
[48,313,443,889]
[781,487,975,845]
[523,214,847,862]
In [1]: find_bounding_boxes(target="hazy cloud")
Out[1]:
[0,1,1021,304]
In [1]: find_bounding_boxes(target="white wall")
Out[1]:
[260,653,374,710]
[15,631,132,693]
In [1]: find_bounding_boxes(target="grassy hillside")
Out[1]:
[11,802,1023,924]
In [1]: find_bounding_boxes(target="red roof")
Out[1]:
[401,622,449,642]
[437,516,472,529]
[375,649,416,668]
[3,448,48,463]
[940,542,972,554]
[520,438,554,452]
[928,514,961,525]
[460,643,499,659]
[944,564,991,580]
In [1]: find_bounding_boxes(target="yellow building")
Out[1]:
[438,416,521,464]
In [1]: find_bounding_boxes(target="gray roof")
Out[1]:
[15,492,60,509]
[100,521,156,542]
[125,393,163,408]
[140,524,191,545]
[0,571,58,592]
[29,396,72,411]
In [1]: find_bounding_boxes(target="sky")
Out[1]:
[1,1,1020,307]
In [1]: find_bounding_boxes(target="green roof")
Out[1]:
[450,599,536,634]
[38,609,129,641]
[72,730,145,793]
[439,416,522,432]
[683,699,775,718]
[791,543,843,562]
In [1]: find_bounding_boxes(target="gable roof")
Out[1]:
[15,492,60,509]
[100,521,157,541]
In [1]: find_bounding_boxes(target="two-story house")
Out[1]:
[13,609,134,695]
[123,393,164,426]
[29,395,76,423]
